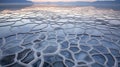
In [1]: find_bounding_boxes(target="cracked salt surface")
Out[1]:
[0,6,120,67]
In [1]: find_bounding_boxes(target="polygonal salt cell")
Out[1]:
[77,65,89,67]
[34,41,48,51]
[54,27,63,31]
[1,40,21,50]
[91,36,102,40]
[85,29,103,36]
[34,15,45,21]
[17,49,31,60]
[0,21,15,27]
[55,29,66,37]
[79,41,86,45]
[33,20,44,24]
[34,17,44,21]
[104,54,115,67]
[44,24,55,31]
[95,22,107,25]
[118,63,120,67]
[89,49,100,55]
[60,41,69,49]
[47,33,56,40]
[47,31,56,36]
[91,62,105,67]
[44,55,63,63]
[32,24,48,31]
[3,46,23,56]
[80,45,91,51]
[5,35,17,42]
[53,61,66,67]
[101,40,120,50]
[118,41,120,45]
[87,39,99,46]
[108,20,120,25]
[0,50,2,58]
[67,34,76,39]
[104,34,120,41]
[80,34,89,43]
[0,54,15,66]
[36,52,41,57]
[0,26,13,38]
[65,28,75,35]
[16,33,26,40]
[76,23,87,29]
[110,48,120,57]
[69,47,79,52]
[60,50,73,60]
[112,38,118,43]
[97,26,110,33]
[8,62,25,67]
[23,34,39,45]
[33,39,41,43]
[61,24,74,29]
[14,24,37,33]
[116,57,120,62]
[0,38,3,48]
[65,60,74,67]
[95,19,106,23]
[43,46,58,53]
[22,43,33,48]
[109,29,120,37]
[57,22,64,26]
[74,28,84,35]
[48,42,58,46]
[43,62,52,67]
[39,33,46,40]
[47,38,57,43]
[12,21,25,27]
[102,35,112,42]
[22,19,32,23]
[6,18,21,22]
[57,18,68,23]
[74,22,84,27]
[92,54,106,64]
[69,39,78,46]
[21,51,34,64]
[51,24,61,28]
[32,59,41,67]
[93,45,109,54]
[77,62,86,65]
[57,36,65,42]
[0,19,5,22]
[75,51,92,62]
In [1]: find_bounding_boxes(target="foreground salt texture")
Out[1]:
[0,6,120,67]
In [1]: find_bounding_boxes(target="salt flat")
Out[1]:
[0,5,120,67]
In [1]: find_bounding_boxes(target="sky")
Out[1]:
[30,0,115,2]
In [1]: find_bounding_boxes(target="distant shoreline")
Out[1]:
[0,3,120,6]
[0,3,33,5]
[0,2,120,11]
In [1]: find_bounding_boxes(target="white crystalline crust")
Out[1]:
[0,6,120,67]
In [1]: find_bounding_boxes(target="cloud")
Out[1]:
[30,0,96,2]
[30,0,116,2]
